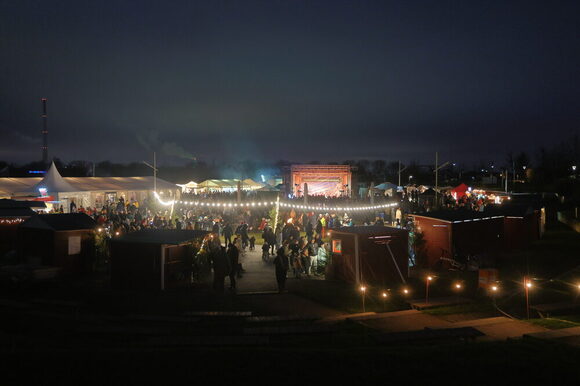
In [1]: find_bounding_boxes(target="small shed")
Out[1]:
[328,226,408,286]
[18,213,96,273]
[412,210,504,268]
[110,229,209,290]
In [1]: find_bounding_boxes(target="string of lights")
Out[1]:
[0,218,26,225]
[154,192,398,212]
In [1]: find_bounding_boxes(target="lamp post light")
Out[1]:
[425,275,433,304]
[524,277,532,319]
[490,284,499,308]
[381,291,388,312]
[360,285,367,313]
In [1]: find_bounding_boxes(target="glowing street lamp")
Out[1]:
[381,291,388,311]
[425,275,433,304]
[360,285,367,313]
[524,277,532,319]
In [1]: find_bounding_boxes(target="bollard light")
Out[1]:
[360,285,367,312]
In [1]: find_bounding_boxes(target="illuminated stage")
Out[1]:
[290,165,352,197]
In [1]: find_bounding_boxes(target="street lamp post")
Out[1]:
[143,152,158,193]
[524,277,532,319]
[425,276,433,304]
[360,285,367,312]
[434,152,450,209]
[381,291,388,312]
[398,161,408,187]
[490,284,499,310]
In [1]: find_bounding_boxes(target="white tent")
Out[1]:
[177,181,198,193]
[31,162,78,194]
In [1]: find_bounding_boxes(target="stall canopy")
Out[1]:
[177,181,198,193]
[451,183,469,199]
[242,178,264,189]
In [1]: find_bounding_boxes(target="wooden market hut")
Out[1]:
[412,210,504,268]
[327,226,408,286]
[109,229,209,290]
[18,213,96,273]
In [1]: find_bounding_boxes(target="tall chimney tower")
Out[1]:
[41,98,48,166]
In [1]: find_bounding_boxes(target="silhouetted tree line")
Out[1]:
[1,135,577,199]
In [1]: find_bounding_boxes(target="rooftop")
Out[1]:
[21,213,96,231]
[331,225,408,235]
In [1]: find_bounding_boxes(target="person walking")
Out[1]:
[273,248,289,293]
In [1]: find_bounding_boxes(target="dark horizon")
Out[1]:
[1,1,579,166]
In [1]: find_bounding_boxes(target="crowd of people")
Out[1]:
[204,217,333,294]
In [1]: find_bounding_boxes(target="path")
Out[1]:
[234,243,342,317]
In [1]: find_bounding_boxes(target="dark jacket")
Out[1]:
[227,244,239,273]
[274,251,289,272]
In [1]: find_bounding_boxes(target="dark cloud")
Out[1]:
[1,1,578,166]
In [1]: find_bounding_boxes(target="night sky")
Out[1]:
[1,0,579,166]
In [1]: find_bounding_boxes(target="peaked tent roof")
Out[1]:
[177,181,198,188]
[20,213,96,231]
[31,162,78,194]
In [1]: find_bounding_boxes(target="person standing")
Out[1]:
[308,239,318,276]
[306,221,313,242]
[211,245,230,294]
[223,222,233,247]
[273,248,289,293]
[227,242,239,291]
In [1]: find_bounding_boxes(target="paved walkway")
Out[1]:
[352,310,547,341]
[234,244,342,318]
[235,245,278,294]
